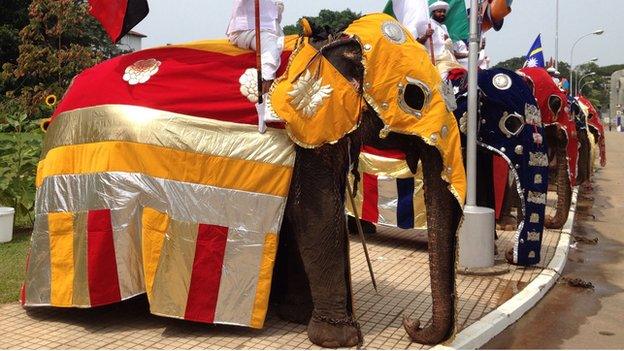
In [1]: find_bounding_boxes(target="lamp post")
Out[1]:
[570,29,604,96]
[577,71,596,95]
[579,80,595,96]
[555,0,559,69]
[574,58,598,95]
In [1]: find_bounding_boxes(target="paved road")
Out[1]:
[484,131,624,349]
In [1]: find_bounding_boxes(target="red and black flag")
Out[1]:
[88,0,149,43]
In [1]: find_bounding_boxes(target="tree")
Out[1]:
[0,0,31,96]
[283,9,362,36]
[1,0,122,119]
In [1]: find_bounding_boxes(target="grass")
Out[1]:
[0,229,31,304]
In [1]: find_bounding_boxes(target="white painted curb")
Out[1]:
[433,187,579,350]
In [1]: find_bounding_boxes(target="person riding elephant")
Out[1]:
[23,14,465,348]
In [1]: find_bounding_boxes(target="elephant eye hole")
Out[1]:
[499,112,525,138]
[399,77,431,118]
[548,95,562,119]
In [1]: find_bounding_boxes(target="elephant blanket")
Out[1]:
[22,38,300,329]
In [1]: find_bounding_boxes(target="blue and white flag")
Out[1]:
[524,34,545,68]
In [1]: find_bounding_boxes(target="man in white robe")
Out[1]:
[227,0,284,93]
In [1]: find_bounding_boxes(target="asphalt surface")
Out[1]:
[483,131,624,349]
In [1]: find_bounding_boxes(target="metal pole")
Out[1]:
[254,0,263,104]
[570,32,593,96]
[555,0,559,69]
[466,0,480,206]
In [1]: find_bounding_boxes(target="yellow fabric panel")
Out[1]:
[71,212,90,306]
[169,35,299,56]
[268,40,362,148]
[249,232,278,329]
[36,141,292,197]
[48,212,75,307]
[141,208,170,303]
[345,14,466,205]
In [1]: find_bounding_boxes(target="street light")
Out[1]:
[570,29,604,96]
[577,71,596,95]
[579,80,595,95]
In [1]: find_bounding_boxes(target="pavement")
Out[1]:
[484,131,624,349]
[0,143,592,349]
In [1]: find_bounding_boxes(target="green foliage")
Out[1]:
[1,0,122,120]
[0,100,44,228]
[0,0,32,96]
[283,8,362,36]
[494,56,526,71]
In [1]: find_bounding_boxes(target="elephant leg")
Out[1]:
[403,142,461,345]
[272,215,313,325]
[545,134,572,229]
[284,144,361,348]
[577,132,591,186]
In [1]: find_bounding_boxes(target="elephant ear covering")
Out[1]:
[456,68,549,266]
[267,38,362,148]
[345,13,466,206]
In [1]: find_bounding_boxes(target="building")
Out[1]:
[610,69,624,127]
[117,30,147,52]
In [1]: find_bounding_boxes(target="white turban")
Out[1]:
[429,1,449,12]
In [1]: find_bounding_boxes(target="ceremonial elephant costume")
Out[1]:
[517,67,579,230]
[23,14,466,347]
[578,96,607,178]
[348,67,548,267]
[570,97,593,186]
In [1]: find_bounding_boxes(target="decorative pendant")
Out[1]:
[288,69,333,118]
[123,58,161,85]
[239,68,259,103]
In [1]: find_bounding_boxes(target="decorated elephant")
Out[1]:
[22,14,466,347]
[517,67,579,230]
[570,96,593,187]
[347,67,549,267]
[578,96,607,178]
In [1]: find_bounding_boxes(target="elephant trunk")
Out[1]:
[403,143,460,345]
[577,131,591,185]
[545,130,572,229]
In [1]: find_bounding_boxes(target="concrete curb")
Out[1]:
[433,186,579,350]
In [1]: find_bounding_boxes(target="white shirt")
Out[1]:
[416,19,449,58]
[226,0,284,35]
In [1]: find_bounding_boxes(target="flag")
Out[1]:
[428,0,469,41]
[383,0,429,39]
[88,0,149,43]
[524,34,545,68]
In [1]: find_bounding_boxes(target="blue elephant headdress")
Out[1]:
[454,68,549,266]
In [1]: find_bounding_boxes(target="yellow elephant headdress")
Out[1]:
[345,13,466,205]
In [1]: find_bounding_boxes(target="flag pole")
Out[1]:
[428,23,436,65]
[254,0,263,104]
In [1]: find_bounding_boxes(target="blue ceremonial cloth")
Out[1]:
[524,34,545,68]
[453,68,549,266]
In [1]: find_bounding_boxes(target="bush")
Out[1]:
[0,100,44,228]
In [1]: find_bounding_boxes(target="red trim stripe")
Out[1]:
[362,173,380,223]
[87,209,122,306]
[362,146,406,160]
[184,224,229,323]
[492,156,509,220]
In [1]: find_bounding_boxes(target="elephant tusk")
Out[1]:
[346,181,378,293]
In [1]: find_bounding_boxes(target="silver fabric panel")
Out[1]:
[111,207,145,299]
[36,173,287,235]
[376,175,399,226]
[214,229,266,326]
[71,212,90,307]
[24,214,51,305]
[44,105,295,167]
[149,220,199,318]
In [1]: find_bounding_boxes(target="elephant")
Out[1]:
[346,67,549,267]
[578,96,607,177]
[570,97,593,187]
[23,14,466,347]
[517,67,579,230]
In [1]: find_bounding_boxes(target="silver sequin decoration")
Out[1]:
[492,73,512,90]
[515,145,524,155]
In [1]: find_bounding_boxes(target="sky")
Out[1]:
[133,0,624,66]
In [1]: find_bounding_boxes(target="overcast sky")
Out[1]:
[133,0,623,66]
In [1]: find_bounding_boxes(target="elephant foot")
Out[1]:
[496,215,517,231]
[545,215,564,229]
[347,216,377,235]
[402,316,451,345]
[307,312,362,348]
[277,297,313,325]
[505,248,514,264]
